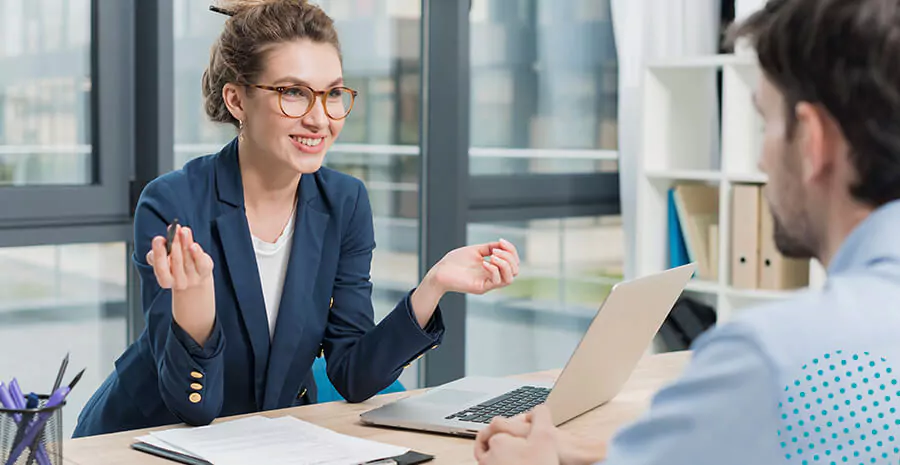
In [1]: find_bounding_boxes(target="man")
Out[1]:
[474,0,900,463]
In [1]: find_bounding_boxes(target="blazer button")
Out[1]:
[190,383,203,391]
[189,393,202,404]
[298,388,307,399]
[190,371,203,379]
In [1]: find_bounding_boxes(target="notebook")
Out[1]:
[131,416,434,465]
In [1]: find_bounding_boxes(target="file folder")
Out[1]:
[730,184,760,289]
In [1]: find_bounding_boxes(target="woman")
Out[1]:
[73,0,519,437]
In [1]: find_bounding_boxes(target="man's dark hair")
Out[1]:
[727,0,900,207]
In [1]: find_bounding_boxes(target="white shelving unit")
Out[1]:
[635,53,826,323]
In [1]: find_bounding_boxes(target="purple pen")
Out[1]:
[0,382,18,422]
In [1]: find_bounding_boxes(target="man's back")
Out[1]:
[604,200,900,464]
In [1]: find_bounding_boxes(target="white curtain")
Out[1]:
[611,0,721,280]
[736,0,766,21]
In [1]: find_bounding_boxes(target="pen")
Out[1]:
[26,353,70,465]
[52,353,69,392]
[166,218,180,255]
[7,379,24,422]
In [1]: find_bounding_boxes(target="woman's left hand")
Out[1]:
[410,238,520,328]
[427,238,520,295]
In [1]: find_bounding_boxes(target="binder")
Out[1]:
[667,188,690,268]
[758,195,810,290]
[731,184,760,289]
[708,223,719,281]
[672,184,719,280]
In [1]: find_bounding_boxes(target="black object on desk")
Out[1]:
[131,441,434,465]
[131,442,212,465]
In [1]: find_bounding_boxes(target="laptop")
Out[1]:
[359,263,695,437]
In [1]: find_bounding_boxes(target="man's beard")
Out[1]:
[772,211,817,259]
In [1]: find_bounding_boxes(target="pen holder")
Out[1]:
[0,395,64,465]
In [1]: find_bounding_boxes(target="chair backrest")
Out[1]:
[311,357,405,403]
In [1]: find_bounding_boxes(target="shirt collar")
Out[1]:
[827,199,900,274]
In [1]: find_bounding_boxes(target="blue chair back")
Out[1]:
[311,357,406,403]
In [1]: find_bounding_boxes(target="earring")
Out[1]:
[239,120,244,142]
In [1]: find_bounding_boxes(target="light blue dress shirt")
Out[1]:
[601,199,900,465]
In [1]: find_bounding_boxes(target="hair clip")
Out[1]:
[209,5,235,16]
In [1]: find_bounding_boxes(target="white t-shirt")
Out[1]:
[251,211,295,340]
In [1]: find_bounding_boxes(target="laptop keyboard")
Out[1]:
[444,386,550,424]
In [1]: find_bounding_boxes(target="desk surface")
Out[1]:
[62,351,690,465]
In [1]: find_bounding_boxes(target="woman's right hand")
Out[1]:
[146,225,217,346]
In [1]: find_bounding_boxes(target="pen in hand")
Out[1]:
[166,218,180,256]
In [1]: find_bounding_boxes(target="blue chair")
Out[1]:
[311,357,406,403]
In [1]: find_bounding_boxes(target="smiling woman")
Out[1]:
[71,0,522,438]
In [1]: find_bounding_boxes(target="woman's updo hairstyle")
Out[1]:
[202,0,342,127]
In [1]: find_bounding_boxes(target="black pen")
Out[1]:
[52,352,69,393]
[166,218,180,255]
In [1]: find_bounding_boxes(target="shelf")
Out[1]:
[644,169,768,184]
[684,279,720,294]
[646,169,722,182]
[635,52,819,323]
[647,54,756,69]
[725,286,806,300]
[725,172,767,183]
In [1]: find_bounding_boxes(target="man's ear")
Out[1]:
[793,102,833,184]
[223,82,246,123]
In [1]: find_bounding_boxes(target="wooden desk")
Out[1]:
[62,351,690,465]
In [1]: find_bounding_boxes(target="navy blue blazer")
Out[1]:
[72,139,444,437]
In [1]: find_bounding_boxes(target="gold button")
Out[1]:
[329,297,334,308]
[190,383,203,391]
[299,388,308,398]
[191,371,203,379]
[189,393,202,403]
[431,345,439,350]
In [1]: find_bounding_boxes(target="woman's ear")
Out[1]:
[222,82,246,123]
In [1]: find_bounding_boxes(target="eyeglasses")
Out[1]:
[247,84,358,120]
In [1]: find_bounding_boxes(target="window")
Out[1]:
[465,0,623,377]
[0,0,135,437]
[469,0,618,175]
[0,243,127,437]
[0,0,92,186]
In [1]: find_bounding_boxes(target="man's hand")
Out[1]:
[475,406,607,465]
[474,406,560,465]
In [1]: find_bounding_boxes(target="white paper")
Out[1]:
[145,416,409,465]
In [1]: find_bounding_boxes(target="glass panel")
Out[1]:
[466,216,624,376]
[173,0,422,387]
[0,243,127,438]
[469,0,618,174]
[0,0,93,186]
